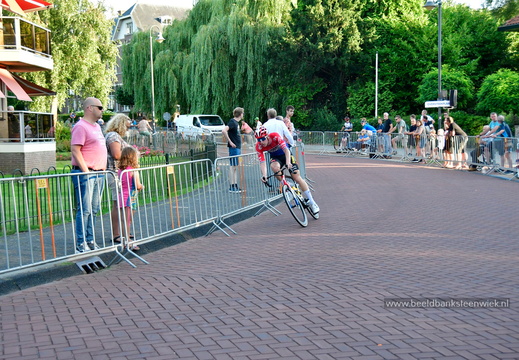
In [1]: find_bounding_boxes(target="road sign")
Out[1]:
[425,100,451,108]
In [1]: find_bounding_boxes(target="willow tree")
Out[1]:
[276,0,364,128]
[22,0,118,112]
[122,0,293,120]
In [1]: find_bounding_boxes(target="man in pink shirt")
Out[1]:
[71,97,107,253]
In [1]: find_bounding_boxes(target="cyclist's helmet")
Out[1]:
[255,126,268,139]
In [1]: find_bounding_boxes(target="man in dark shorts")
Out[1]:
[222,107,243,193]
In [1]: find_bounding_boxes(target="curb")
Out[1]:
[0,200,280,297]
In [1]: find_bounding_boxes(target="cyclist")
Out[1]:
[340,116,353,150]
[255,126,320,214]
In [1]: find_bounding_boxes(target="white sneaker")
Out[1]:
[309,202,320,214]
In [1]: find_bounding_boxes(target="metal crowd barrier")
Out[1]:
[306,131,518,179]
[1,144,310,273]
[0,171,115,272]
[297,131,325,154]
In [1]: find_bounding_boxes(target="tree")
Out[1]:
[279,0,364,127]
[114,85,134,107]
[21,0,118,112]
[122,0,292,119]
[475,69,519,118]
[416,66,474,110]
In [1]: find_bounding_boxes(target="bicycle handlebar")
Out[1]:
[262,166,288,188]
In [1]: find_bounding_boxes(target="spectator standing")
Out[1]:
[222,107,244,193]
[284,105,296,138]
[391,115,406,154]
[117,147,144,251]
[263,109,294,147]
[240,119,253,135]
[105,114,132,244]
[381,112,393,155]
[404,115,417,157]
[7,105,20,141]
[412,118,426,163]
[340,117,353,151]
[24,122,32,139]
[71,97,107,253]
[488,112,499,130]
[240,118,254,147]
[422,113,435,156]
[254,117,262,129]
[444,116,468,169]
[487,115,513,169]
[138,116,152,146]
[375,117,384,153]
[421,110,434,124]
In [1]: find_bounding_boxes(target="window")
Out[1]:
[159,16,172,26]
[126,22,133,34]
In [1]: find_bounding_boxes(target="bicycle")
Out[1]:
[263,165,319,227]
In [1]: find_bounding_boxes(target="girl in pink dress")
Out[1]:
[118,147,144,251]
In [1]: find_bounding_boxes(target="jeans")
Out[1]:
[383,134,392,154]
[72,170,105,247]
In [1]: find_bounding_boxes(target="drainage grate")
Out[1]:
[76,256,107,274]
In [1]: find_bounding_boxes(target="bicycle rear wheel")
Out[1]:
[282,185,308,227]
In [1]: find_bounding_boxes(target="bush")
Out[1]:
[448,111,488,136]
[476,69,519,116]
[311,107,341,131]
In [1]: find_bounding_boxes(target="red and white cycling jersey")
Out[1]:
[255,132,287,162]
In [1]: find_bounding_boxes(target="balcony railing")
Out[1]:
[0,111,55,142]
[0,17,51,57]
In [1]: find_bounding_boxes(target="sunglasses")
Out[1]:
[91,105,104,111]
[257,137,267,142]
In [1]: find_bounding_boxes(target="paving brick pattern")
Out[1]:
[1,155,518,359]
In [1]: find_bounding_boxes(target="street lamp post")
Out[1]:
[424,0,442,129]
[149,25,165,123]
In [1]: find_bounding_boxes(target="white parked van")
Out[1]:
[175,114,225,139]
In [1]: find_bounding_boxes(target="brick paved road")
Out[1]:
[1,155,518,359]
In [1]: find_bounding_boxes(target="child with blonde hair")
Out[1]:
[118,147,144,251]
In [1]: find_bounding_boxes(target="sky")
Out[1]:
[98,0,484,17]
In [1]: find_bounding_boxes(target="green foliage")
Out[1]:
[114,85,135,106]
[55,120,71,142]
[22,0,118,112]
[119,0,519,130]
[311,107,341,131]
[448,111,488,136]
[279,80,327,129]
[123,0,291,119]
[475,69,519,115]
[347,81,395,120]
[55,120,71,152]
[416,66,474,109]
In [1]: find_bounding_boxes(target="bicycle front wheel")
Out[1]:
[282,185,308,227]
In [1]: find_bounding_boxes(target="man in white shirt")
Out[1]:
[263,108,294,147]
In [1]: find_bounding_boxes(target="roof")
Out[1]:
[498,14,519,32]
[130,2,189,31]
[112,1,190,40]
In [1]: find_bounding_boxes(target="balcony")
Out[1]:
[0,17,53,72]
[0,110,56,174]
